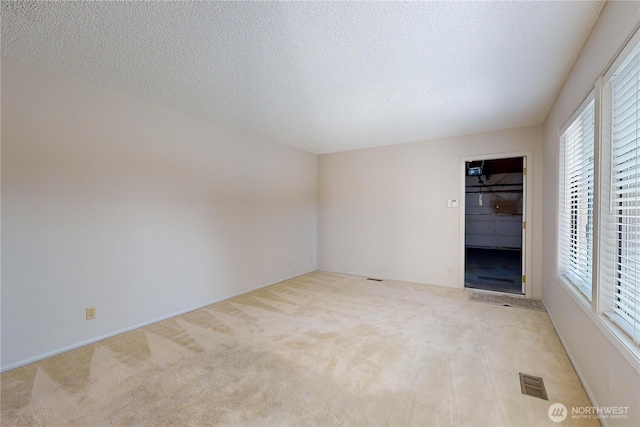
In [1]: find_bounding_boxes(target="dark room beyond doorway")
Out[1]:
[464,157,525,295]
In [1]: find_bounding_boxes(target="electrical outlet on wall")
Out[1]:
[447,267,453,275]
[86,306,96,320]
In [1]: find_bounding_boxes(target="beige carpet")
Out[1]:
[1,272,597,426]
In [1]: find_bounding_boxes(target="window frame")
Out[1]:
[557,94,597,303]
[557,27,640,360]
[600,32,640,346]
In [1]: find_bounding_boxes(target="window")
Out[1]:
[559,99,595,300]
[557,30,640,354]
[604,40,640,344]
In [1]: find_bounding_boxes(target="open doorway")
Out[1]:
[464,157,525,295]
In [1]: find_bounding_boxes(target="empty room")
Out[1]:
[1,1,639,426]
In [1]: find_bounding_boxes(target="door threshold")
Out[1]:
[464,286,525,298]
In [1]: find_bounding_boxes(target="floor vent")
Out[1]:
[366,278,383,282]
[519,373,548,400]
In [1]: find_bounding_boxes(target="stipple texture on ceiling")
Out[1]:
[1,1,604,154]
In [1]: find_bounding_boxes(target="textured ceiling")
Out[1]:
[1,1,604,154]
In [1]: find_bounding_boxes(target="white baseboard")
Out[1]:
[1,269,316,373]
[544,301,609,427]
[316,268,457,290]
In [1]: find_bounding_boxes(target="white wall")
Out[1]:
[0,57,317,371]
[318,125,543,296]
[542,1,640,426]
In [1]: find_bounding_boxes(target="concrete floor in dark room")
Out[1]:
[465,248,523,294]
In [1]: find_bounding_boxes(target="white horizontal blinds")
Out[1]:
[559,100,595,299]
[609,43,639,344]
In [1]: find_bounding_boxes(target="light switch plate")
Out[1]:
[447,198,459,208]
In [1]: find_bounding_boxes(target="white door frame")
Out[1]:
[458,150,533,298]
